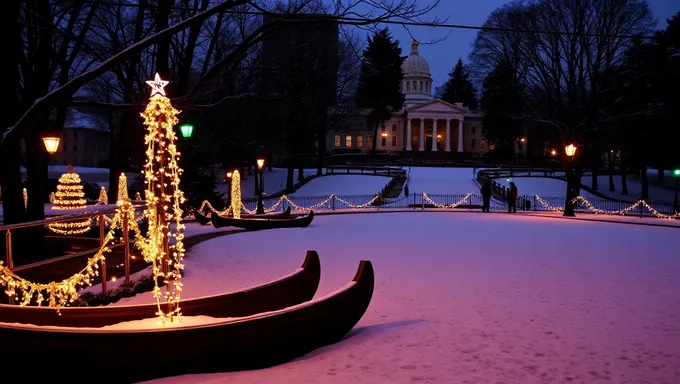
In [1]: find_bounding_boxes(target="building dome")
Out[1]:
[401,40,433,108]
[402,40,431,77]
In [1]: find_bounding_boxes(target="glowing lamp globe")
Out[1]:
[564,144,577,157]
[550,149,557,156]
[673,169,680,177]
[506,177,512,183]
[436,134,442,139]
[256,158,265,170]
[381,132,388,138]
[42,136,61,155]
[520,137,526,143]
[226,171,233,179]
[179,124,194,138]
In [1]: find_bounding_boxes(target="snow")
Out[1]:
[580,174,676,203]
[502,177,600,199]
[122,212,678,383]
[291,175,392,196]
[216,168,317,197]
[407,167,478,194]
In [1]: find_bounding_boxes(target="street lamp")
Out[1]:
[673,168,679,213]
[225,171,233,208]
[550,149,557,156]
[563,143,578,217]
[42,136,61,155]
[179,124,194,138]
[256,158,265,214]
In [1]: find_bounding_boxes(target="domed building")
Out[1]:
[328,40,489,155]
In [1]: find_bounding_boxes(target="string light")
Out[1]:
[117,173,129,201]
[97,186,108,205]
[48,168,92,235]
[138,74,186,324]
[49,191,55,203]
[230,170,242,219]
[0,200,138,310]
[23,188,27,210]
[422,193,472,208]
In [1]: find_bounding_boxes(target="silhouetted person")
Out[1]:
[507,181,518,213]
[480,181,491,213]
[404,184,409,197]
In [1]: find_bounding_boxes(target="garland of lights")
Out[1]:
[230,170,242,219]
[97,186,108,205]
[48,169,92,235]
[137,73,186,324]
[23,188,27,210]
[118,173,129,201]
[0,200,137,310]
[49,192,55,203]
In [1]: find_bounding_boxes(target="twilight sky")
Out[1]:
[359,0,679,88]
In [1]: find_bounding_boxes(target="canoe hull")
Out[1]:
[212,210,314,230]
[0,259,374,383]
[0,251,320,327]
[193,206,292,225]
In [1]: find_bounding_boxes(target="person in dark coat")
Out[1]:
[480,181,492,213]
[507,181,518,213]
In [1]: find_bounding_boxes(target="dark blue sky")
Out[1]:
[370,0,678,88]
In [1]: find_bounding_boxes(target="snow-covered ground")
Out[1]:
[291,175,392,196]
[580,174,676,203]
[215,168,317,197]
[123,213,680,383]
[504,177,599,199]
[407,167,478,194]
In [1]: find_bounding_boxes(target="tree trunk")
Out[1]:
[640,165,649,200]
[608,152,615,191]
[621,157,628,195]
[25,129,50,221]
[0,144,25,225]
[657,168,664,182]
[370,122,378,156]
[297,166,304,182]
[285,165,294,193]
[316,133,325,176]
[591,165,598,191]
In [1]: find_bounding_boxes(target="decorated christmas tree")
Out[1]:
[49,166,91,235]
[231,170,242,219]
[140,73,186,323]
[117,173,129,201]
[97,186,108,204]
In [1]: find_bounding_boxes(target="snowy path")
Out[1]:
[407,167,479,194]
[135,213,679,384]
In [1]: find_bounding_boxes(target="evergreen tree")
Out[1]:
[441,58,478,109]
[480,59,523,150]
[355,28,405,155]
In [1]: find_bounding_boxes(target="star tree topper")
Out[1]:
[146,73,169,97]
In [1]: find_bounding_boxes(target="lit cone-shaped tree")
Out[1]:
[48,166,91,235]
[97,186,108,205]
[231,170,242,219]
[140,73,186,323]
[117,173,129,201]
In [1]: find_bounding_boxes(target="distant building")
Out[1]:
[327,40,495,155]
[50,110,109,167]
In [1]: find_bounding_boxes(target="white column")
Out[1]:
[445,119,451,151]
[457,119,464,153]
[431,119,438,152]
[406,119,412,151]
[419,119,425,151]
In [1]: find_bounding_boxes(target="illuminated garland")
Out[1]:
[138,74,186,324]
[118,173,129,201]
[49,169,91,235]
[23,188,27,210]
[49,192,55,203]
[97,186,108,205]
[0,200,136,309]
[422,193,472,208]
[230,170,241,219]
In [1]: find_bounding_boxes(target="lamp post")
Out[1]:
[256,158,265,214]
[563,144,578,217]
[673,168,679,213]
[226,171,233,208]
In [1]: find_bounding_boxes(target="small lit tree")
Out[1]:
[48,166,92,235]
[230,170,241,219]
[97,186,108,204]
[117,173,129,201]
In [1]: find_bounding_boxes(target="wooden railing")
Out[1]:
[325,165,406,177]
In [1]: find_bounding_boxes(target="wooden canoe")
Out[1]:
[193,206,292,225]
[0,250,320,328]
[212,210,314,230]
[0,259,374,383]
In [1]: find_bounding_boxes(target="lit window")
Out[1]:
[357,136,363,148]
[334,135,340,147]
[391,136,397,146]
[345,135,352,147]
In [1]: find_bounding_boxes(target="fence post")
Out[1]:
[421,193,425,210]
[639,200,644,218]
[331,195,335,211]
[533,195,537,211]
[5,230,14,305]
[413,193,416,210]
[123,208,131,285]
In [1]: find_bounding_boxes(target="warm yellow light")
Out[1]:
[226,171,233,179]
[231,170,242,219]
[43,136,61,154]
[565,144,577,157]
[381,132,388,138]
[550,149,557,156]
[256,158,265,170]
[111,277,117,282]
[520,137,526,143]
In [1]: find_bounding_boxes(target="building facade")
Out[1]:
[328,40,493,155]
